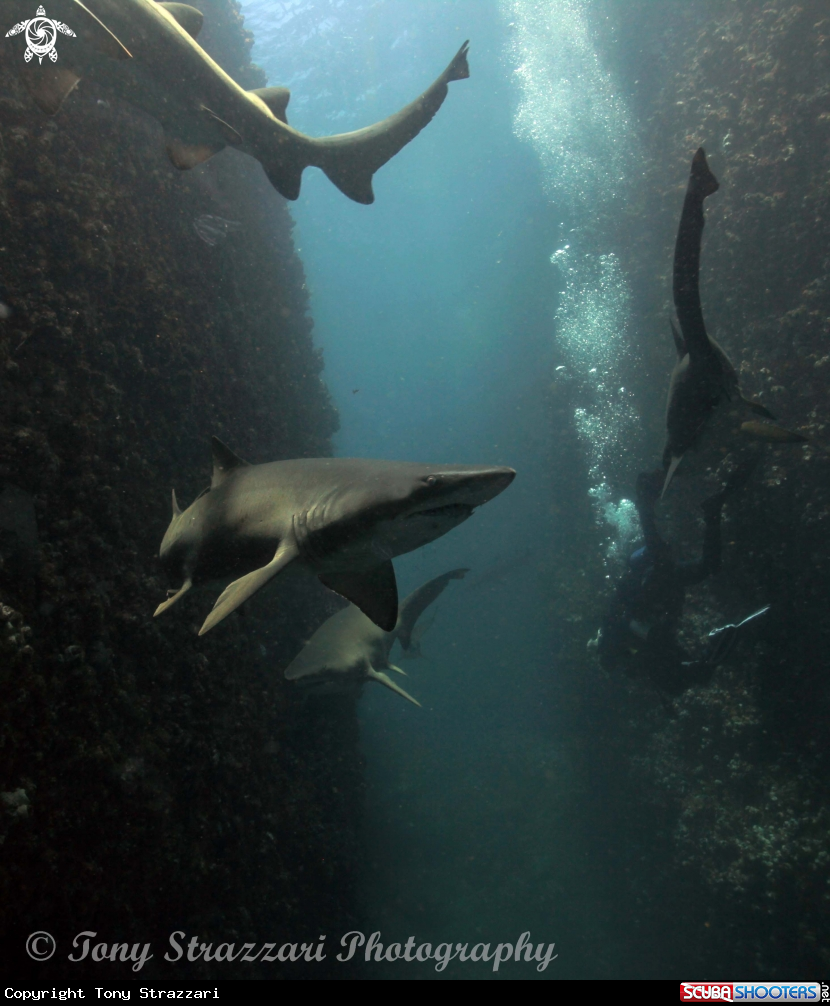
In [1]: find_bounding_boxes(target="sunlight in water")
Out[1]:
[503,0,640,559]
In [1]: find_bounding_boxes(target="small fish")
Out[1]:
[193,214,242,246]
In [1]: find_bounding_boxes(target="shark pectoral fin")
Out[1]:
[165,136,224,169]
[387,663,408,677]
[18,64,81,115]
[198,542,298,636]
[319,561,399,633]
[250,86,291,124]
[740,421,808,444]
[154,578,192,617]
[201,107,243,145]
[742,397,776,420]
[158,3,204,38]
[661,454,684,498]
[367,667,421,707]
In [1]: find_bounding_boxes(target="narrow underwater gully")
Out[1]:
[0,0,826,985]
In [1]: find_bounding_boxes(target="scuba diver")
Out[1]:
[588,462,769,698]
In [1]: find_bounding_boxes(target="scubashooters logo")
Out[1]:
[5,6,75,63]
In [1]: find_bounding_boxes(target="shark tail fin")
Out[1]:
[396,568,468,650]
[307,41,470,205]
[198,541,298,635]
[367,667,421,707]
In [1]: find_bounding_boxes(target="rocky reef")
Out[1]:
[0,0,363,980]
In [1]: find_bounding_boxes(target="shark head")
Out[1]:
[154,441,516,634]
[359,464,516,561]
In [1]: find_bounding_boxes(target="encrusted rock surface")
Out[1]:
[0,1,362,980]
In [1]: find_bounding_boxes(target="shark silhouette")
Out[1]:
[155,438,514,636]
[1,0,470,203]
[284,568,469,706]
[661,147,805,495]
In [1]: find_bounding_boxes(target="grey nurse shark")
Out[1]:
[284,568,469,707]
[1,0,470,203]
[155,438,514,637]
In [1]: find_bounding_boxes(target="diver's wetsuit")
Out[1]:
[596,473,723,696]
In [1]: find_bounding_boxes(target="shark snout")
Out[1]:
[440,466,516,507]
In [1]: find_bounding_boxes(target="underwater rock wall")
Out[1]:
[571,0,830,976]
[0,2,361,980]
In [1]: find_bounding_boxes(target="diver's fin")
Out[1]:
[201,107,242,145]
[171,488,182,517]
[158,2,204,38]
[18,64,80,115]
[319,561,399,633]
[250,86,291,124]
[670,318,687,359]
[387,663,408,677]
[210,436,249,488]
[740,421,808,444]
[396,568,468,650]
[198,541,298,635]
[367,667,421,707]
[311,41,471,205]
[690,147,719,198]
[154,578,192,617]
[165,136,224,169]
[742,397,776,420]
[661,454,684,498]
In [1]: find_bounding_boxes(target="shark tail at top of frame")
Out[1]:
[262,41,470,204]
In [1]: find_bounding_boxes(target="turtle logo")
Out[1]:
[5,6,75,64]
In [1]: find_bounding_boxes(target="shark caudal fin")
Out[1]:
[279,40,470,204]
[198,541,298,635]
[396,568,469,651]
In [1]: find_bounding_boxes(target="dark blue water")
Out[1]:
[236,0,642,979]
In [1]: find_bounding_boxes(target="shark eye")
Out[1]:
[426,475,437,486]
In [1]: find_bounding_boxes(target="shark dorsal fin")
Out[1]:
[171,488,182,517]
[157,3,204,38]
[250,87,291,124]
[396,568,468,650]
[319,561,399,633]
[210,437,249,488]
[670,318,687,359]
